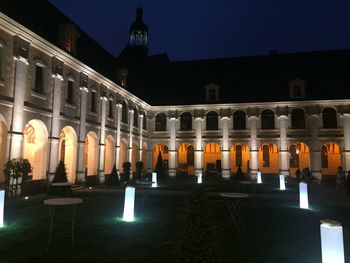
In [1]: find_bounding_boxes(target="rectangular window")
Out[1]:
[66,80,74,104]
[209,89,216,101]
[293,85,302,97]
[108,99,113,118]
[34,65,44,93]
[66,33,73,53]
[91,92,96,112]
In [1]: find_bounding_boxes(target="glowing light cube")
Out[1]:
[279,175,285,190]
[0,190,4,227]
[320,219,344,263]
[299,182,309,209]
[152,172,157,188]
[257,172,262,184]
[122,186,135,222]
[197,173,202,184]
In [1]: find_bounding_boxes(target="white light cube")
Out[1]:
[152,172,157,188]
[299,182,309,209]
[279,174,286,190]
[197,173,202,184]
[122,186,135,222]
[320,219,344,263]
[257,172,262,184]
[0,190,4,227]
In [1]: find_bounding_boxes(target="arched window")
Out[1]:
[289,144,299,167]
[261,109,275,129]
[233,110,246,130]
[121,101,128,124]
[291,108,305,129]
[0,43,3,78]
[180,112,192,131]
[206,111,218,130]
[322,107,337,128]
[143,114,147,130]
[321,145,328,168]
[133,107,138,127]
[262,145,270,167]
[236,145,242,167]
[187,145,194,166]
[155,113,166,131]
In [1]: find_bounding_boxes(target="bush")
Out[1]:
[155,152,167,179]
[134,161,144,180]
[235,166,244,181]
[52,161,68,183]
[177,187,217,263]
[4,158,32,197]
[121,161,131,182]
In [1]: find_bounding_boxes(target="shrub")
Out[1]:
[134,161,144,180]
[177,187,217,263]
[155,152,167,179]
[121,161,131,182]
[52,161,68,183]
[106,164,120,186]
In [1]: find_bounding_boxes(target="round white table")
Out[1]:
[219,192,249,233]
[44,198,83,253]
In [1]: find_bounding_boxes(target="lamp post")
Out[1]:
[257,172,262,184]
[320,219,344,263]
[122,186,135,222]
[299,182,309,209]
[0,190,4,227]
[197,172,202,184]
[279,174,286,190]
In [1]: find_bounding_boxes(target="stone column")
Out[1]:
[115,103,122,174]
[248,108,259,178]
[168,111,177,177]
[343,112,350,171]
[220,109,231,179]
[277,107,289,176]
[309,108,322,179]
[139,114,144,161]
[48,61,64,180]
[128,108,134,164]
[9,37,30,159]
[194,109,204,175]
[98,92,108,184]
[76,73,89,183]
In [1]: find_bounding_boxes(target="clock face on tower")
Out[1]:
[136,32,142,45]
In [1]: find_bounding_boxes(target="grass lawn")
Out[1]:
[1,179,350,262]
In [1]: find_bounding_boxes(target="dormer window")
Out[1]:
[204,83,220,102]
[65,33,73,53]
[288,79,306,99]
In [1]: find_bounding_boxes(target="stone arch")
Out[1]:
[259,142,279,173]
[233,110,246,130]
[322,107,337,128]
[153,144,169,171]
[58,126,77,183]
[119,138,128,172]
[231,143,250,173]
[289,142,310,177]
[178,143,195,175]
[23,119,49,180]
[84,131,98,176]
[321,142,342,176]
[104,135,115,174]
[155,112,167,131]
[261,109,275,129]
[204,143,221,175]
[180,112,192,131]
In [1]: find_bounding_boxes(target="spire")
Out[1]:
[129,6,148,47]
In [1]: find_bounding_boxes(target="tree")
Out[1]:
[135,161,144,180]
[106,163,120,186]
[154,152,166,179]
[121,161,131,182]
[52,161,68,183]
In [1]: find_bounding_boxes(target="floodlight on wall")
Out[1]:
[257,172,262,184]
[299,182,309,209]
[279,175,286,190]
[197,173,202,184]
[152,172,157,188]
[0,190,4,227]
[122,186,135,222]
[320,219,344,263]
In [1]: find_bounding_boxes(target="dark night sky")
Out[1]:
[50,0,350,61]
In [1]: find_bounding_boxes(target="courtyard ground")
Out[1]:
[0,178,350,262]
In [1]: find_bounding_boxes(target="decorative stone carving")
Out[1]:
[276,106,288,117]
[306,105,320,116]
[340,105,350,115]
[247,107,259,118]
[220,108,231,119]
[115,93,123,105]
[99,84,108,100]
[52,57,63,78]
[13,36,30,61]
[168,110,178,119]
[127,99,135,110]
[79,72,88,88]
[194,109,204,119]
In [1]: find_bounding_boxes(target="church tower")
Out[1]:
[129,7,148,51]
